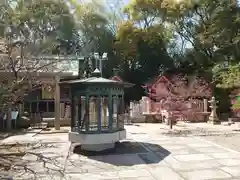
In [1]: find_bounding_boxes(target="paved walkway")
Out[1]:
[2,124,240,180]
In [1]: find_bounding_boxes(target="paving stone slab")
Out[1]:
[149,166,184,180]
[163,155,181,165]
[207,152,240,159]
[173,154,214,162]
[146,143,169,151]
[187,143,213,148]
[195,146,229,153]
[65,163,107,174]
[138,153,163,164]
[5,124,240,180]
[121,177,156,180]
[180,169,232,180]
[148,140,179,145]
[161,144,188,150]
[220,166,240,177]
[65,157,116,173]
[144,163,170,169]
[65,172,120,180]
[164,147,199,155]
[98,154,145,166]
[118,169,152,178]
[217,159,240,166]
[12,172,65,180]
[169,160,222,172]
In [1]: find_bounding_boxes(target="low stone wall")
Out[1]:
[228,117,240,122]
[17,117,71,128]
[130,117,145,123]
[130,115,162,123]
[46,119,71,127]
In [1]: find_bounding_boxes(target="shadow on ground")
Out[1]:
[73,141,170,166]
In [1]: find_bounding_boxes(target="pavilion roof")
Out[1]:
[60,76,121,84]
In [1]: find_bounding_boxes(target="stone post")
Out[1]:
[146,98,150,114]
[129,102,133,118]
[208,96,220,125]
[203,99,208,112]
[54,75,60,130]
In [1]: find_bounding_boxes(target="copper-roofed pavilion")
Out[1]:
[60,69,126,151]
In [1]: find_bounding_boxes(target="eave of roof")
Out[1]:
[59,76,122,84]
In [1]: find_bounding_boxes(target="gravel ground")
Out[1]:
[203,133,240,152]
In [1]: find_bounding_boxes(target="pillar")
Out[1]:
[108,95,113,130]
[129,102,133,117]
[146,98,150,114]
[60,103,65,118]
[54,75,60,130]
[102,97,108,128]
[203,99,208,112]
[19,103,23,116]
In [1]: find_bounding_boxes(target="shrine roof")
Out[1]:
[143,75,171,87]
[109,75,134,88]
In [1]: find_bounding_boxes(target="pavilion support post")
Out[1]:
[54,75,60,130]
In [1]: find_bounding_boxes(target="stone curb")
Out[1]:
[39,130,69,134]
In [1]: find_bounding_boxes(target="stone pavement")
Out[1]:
[1,124,240,180]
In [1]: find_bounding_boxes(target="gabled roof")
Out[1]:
[144,73,212,99]
[144,75,172,89]
[109,75,134,88]
[110,75,123,82]
[152,75,171,87]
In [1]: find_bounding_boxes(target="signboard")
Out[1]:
[42,83,55,99]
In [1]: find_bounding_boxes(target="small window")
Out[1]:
[31,102,37,113]
[24,102,30,112]
[48,101,54,112]
[39,102,47,112]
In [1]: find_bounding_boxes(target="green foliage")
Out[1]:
[1,0,240,104]
[232,96,240,109]
[213,63,240,89]
[1,0,78,55]
[212,87,231,114]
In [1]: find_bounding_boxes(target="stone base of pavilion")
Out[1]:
[68,129,126,152]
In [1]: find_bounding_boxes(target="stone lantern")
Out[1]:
[208,96,220,124]
[60,69,126,151]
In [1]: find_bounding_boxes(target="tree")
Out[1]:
[113,0,176,100]
[169,0,240,72]
[68,0,123,79]
[213,63,240,89]
[0,0,79,55]
[0,0,79,129]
